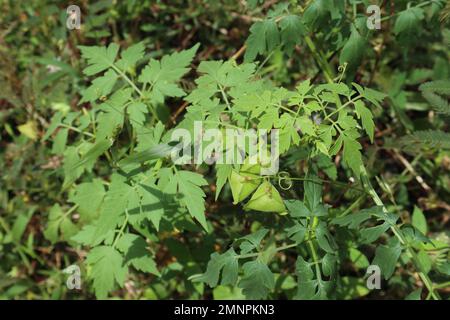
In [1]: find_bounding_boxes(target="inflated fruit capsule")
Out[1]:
[240,162,260,175]
[229,170,261,204]
[243,181,287,214]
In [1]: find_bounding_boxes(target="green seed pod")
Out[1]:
[243,181,287,214]
[229,170,261,204]
[240,162,260,175]
[240,153,263,172]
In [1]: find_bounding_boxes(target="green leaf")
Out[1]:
[316,222,336,253]
[193,249,238,287]
[304,169,322,211]
[80,69,118,103]
[85,246,127,299]
[401,224,430,244]
[279,15,304,55]
[278,114,300,153]
[316,154,337,180]
[51,128,68,155]
[135,182,164,230]
[119,142,174,168]
[322,253,337,277]
[416,250,432,274]
[354,100,374,143]
[332,206,383,229]
[175,170,209,231]
[93,177,134,241]
[419,80,450,115]
[303,0,329,29]
[139,44,199,103]
[10,208,34,243]
[284,199,311,217]
[127,102,147,129]
[78,43,120,76]
[96,113,122,141]
[405,289,422,300]
[394,7,424,35]
[96,88,132,140]
[286,220,307,242]
[42,112,64,141]
[71,139,112,171]
[69,179,106,222]
[360,222,391,244]
[299,78,313,94]
[213,286,245,300]
[399,130,450,151]
[339,25,367,73]
[296,116,316,136]
[44,204,78,244]
[295,256,330,299]
[72,225,103,246]
[238,228,269,254]
[116,233,160,276]
[116,42,145,73]
[62,147,84,189]
[372,243,402,280]
[215,164,232,200]
[238,260,274,299]
[353,83,386,108]
[342,134,363,177]
[244,19,279,62]
[412,206,427,235]
[17,120,38,140]
[349,248,369,269]
[336,276,370,299]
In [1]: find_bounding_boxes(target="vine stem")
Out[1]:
[63,204,79,219]
[434,281,450,289]
[236,241,310,260]
[110,64,159,120]
[112,209,129,249]
[59,123,94,137]
[230,44,247,61]
[111,64,143,96]
[336,195,366,218]
[360,168,441,300]
[323,95,363,121]
[307,216,322,281]
[219,84,232,111]
[277,176,367,193]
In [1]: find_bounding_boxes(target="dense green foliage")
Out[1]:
[0,0,449,300]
